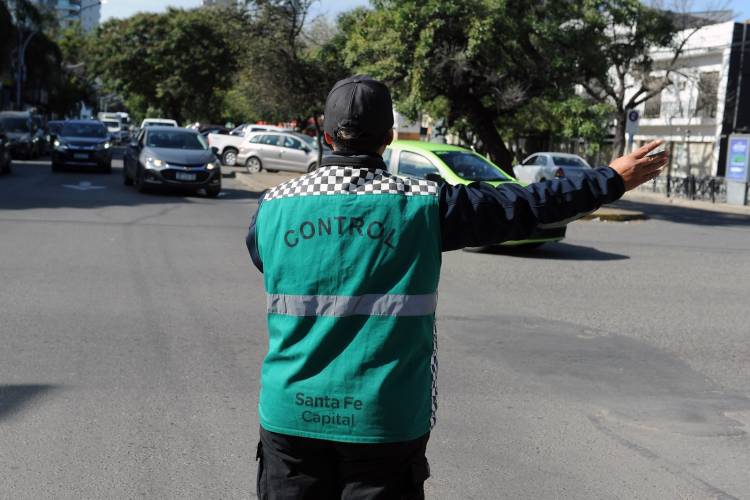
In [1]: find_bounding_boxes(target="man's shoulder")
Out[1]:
[263,165,439,202]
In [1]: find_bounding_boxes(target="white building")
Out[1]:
[631,19,750,177]
[34,0,100,32]
[202,0,237,6]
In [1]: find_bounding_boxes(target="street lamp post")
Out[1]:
[15,29,37,110]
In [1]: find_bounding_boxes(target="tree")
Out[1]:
[240,0,349,167]
[338,0,603,173]
[90,8,241,123]
[575,0,728,160]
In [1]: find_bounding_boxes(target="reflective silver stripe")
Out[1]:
[267,293,438,317]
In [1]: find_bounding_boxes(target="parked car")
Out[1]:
[208,124,293,166]
[51,120,113,173]
[123,126,221,197]
[0,111,34,160]
[140,118,179,129]
[0,126,12,174]
[384,140,567,250]
[513,152,592,184]
[199,124,230,137]
[236,131,331,174]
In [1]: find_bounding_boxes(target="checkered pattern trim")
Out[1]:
[263,166,438,201]
[429,321,439,430]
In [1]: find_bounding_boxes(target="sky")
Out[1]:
[101,0,749,23]
[101,0,371,22]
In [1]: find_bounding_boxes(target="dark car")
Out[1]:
[123,126,222,197]
[0,126,12,174]
[0,111,34,160]
[51,120,113,173]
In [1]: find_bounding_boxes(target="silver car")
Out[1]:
[237,132,329,173]
[513,152,592,183]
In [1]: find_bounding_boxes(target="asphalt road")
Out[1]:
[1,153,749,499]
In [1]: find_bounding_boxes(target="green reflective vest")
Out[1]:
[254,165,441,443]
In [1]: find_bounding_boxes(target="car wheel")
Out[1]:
[307,162,318,173]
[221,148,238,166]
[245,156,262,174]
[205,185,221,198]
[51,161,62,172]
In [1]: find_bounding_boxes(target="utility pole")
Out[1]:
[15,29,37,110]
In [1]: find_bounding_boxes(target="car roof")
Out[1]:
[63,120,105,125]
[390,140,473,153]
[530,152,584,158]
[145,126,194,132]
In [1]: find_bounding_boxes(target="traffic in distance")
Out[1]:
[0,114,592,236]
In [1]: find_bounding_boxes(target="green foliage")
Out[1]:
[573,0,683,158]
[90,8,242,124]
[338,0,609,169]
[504,97,614,144]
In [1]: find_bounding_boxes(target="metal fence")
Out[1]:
[636,175,728,203]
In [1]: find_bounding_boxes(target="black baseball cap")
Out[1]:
[323,75,394,151]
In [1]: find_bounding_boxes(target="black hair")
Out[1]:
[333,127,390,153]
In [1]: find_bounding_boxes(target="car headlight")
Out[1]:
[206,161,220,170]
[146,157,165,169]
[100,142,111,150]
[54,139,67,149]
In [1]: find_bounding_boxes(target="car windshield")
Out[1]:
[61,123,108,138]
[435,151,511,182]
[147,130,207,150]
[103,121,120,129]
[552,155,589,167]
[0,117,30,133]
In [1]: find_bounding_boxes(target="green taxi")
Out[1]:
[383,140,566,249]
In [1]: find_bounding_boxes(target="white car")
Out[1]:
[237,131,329,173]
[140,118,178,129]
[208,124,293,166]
[513,152,592,184]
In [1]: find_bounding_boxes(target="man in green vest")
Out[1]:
[246,75,667,499]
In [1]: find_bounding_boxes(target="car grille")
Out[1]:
[161,169,210,182]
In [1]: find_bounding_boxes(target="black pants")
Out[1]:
[256,427,430,500]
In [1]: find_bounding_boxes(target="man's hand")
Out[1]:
[609,140,669,191]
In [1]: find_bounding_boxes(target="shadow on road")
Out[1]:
[0,159,261,211]
[611,199,750,227]
[0,384,58,420]
[470,241,629,261]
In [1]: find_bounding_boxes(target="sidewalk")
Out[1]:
[620,191,750,216]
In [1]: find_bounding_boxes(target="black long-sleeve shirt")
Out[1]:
[247,151,624,270]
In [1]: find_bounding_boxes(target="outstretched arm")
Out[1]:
[440,140,667,251]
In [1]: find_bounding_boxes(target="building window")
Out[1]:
[644,92,662,118]
[696,72,719,118]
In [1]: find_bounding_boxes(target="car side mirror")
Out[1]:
[425,172,445,184]
[129,140,139,149]
[302,146,311,154]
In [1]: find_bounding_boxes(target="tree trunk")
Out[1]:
[470,109,514,174]
[611,110,627,161]
[313,115,323,170]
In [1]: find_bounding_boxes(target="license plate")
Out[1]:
[175,172,196,181]
[74,153,89,159]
